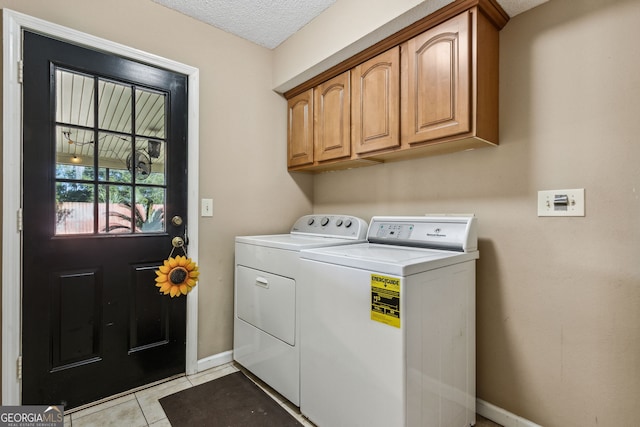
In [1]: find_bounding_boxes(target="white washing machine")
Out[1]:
[300,215,479,427]
[233,214,368,406]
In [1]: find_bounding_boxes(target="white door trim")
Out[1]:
[2,8,200,405]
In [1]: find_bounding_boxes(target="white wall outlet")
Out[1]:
[201,198,213,217]
[537,189,585,217]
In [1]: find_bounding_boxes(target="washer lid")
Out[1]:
[300,243,478,276]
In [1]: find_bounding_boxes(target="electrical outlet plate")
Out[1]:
[537,189,585,217]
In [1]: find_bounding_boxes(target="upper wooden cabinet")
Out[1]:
[285,1,507,172]
[314,72,351,162]
[287,51,398,171]
[402,13,470,144]
[401,8,499,151]
[287,89,314,168]
[352,47,400,155]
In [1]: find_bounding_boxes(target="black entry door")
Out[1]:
[22,31,189,409]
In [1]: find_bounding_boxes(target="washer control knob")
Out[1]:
[321,217,330,226]
[344,219,353,228]
[336,219,343,227]
[307,217,315,225]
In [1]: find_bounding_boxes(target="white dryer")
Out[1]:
[299,215,479,427]
[233,214,368,406]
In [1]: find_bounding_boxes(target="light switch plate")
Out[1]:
[537,189,585,216]
[201,198,213,217]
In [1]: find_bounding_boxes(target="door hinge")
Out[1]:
[17,60,24,84]
[17,208,23,231]
[17,355,22,380]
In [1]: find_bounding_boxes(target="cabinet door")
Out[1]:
[352,47,400,154]
[402,12,470,145]
[287,89,314,167]
[314,71,351,162]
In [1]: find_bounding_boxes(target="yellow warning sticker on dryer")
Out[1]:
[371,274,401,328]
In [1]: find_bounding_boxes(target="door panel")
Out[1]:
[50,269,102,371]
[22,31,188,409]
[129,263,171,352]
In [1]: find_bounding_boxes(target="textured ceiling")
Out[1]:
[499,0,549,16]
[152,0,549,49]
[153,0,336,49]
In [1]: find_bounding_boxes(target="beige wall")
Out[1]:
[291,0,639,426]
[0,0,313,360]
[3,0,640,425]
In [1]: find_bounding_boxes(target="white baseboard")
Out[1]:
[477,399,542,427]
[196,350,234,373]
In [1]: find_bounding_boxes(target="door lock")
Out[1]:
[172,236,185,248]
[171,215,183,226]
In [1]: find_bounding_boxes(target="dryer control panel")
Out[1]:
[368,215,477,252]
[290,215,368,240]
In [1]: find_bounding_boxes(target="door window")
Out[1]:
[54,68,167,235]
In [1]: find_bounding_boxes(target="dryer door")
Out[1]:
[236,266,296,345]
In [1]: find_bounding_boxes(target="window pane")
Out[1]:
[99,185,132,234]
[135,88,165,138]
[135,187,165,233]
[56,127,95,179]
[98,132,132,183]
[127,139,164,183]
[132,138,165,184]
[56,69,94,127]
[55,182,95,235]
[98,79,132,133]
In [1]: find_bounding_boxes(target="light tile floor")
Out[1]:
[63,362,501,426]
[63,362,312,427]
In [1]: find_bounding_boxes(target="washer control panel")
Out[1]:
[373,223,414,240]
[291,215,368,239]
[368,215,477,252]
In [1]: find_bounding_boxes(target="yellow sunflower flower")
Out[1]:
[155,255,199,297]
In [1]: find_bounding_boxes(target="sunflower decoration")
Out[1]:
[155,255,199,297]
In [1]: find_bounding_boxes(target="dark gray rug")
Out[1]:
[159,371,303,426]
